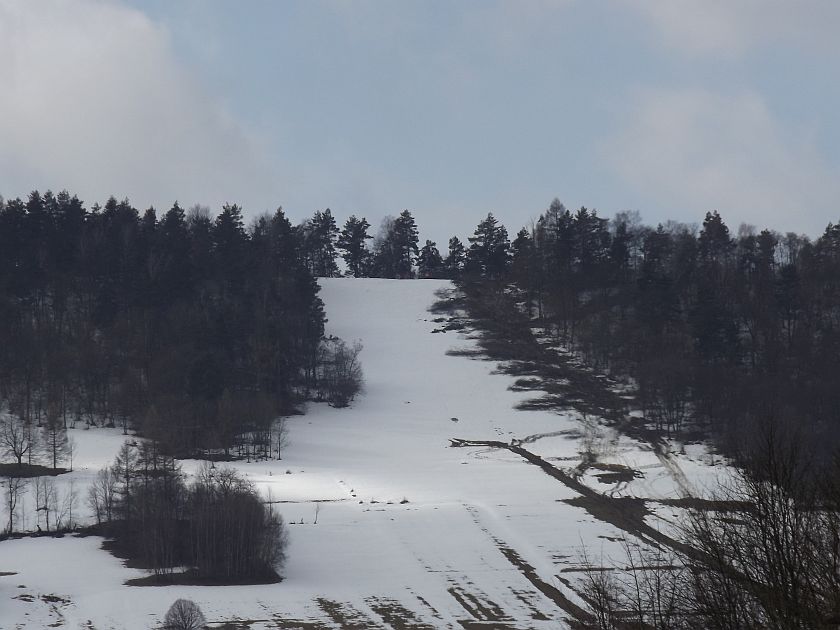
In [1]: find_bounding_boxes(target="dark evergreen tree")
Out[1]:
[466,213,510,278]
[444,236,466,279]
[301,209,339,277]
[337,215,372,277]
[371,211,419,278]
[212,203,248,293]
[417,240,444,278]
[392,210,419,278]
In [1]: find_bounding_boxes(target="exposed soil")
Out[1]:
[126,570,281,587]
[447,582,510,623]
[0,463,68,478]
[365,597,437,629]
[316,598,380,629]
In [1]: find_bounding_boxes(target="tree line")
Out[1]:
[275,198,840,467]
[300,207,508,281]
[7,188,840,462]
[0,191,362,460]
[447,202,840,464]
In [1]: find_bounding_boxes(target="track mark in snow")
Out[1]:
[462,505,589,626]
[447,582,510,624]
[653,444,695,498]
[316,598,381,629]
[451,438,700,561]
[365,597,437,629]
[509,589,550,621]
[11,591,72,628]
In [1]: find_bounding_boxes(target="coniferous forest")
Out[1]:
[3,190,840,466]
[452,203,840,467]
[0,191,365,461]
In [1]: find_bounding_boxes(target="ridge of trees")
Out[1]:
[0,191,363,461]
[4,188,840,463]
[448,202,840,466]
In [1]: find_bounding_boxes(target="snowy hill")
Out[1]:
[0,278,724,628]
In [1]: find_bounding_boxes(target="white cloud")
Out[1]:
[0,0,279,213]
[606,87,840,235]
[630,0,840,57]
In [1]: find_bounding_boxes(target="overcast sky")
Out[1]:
[1,1,839,245]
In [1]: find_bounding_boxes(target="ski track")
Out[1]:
[0,278,724,628]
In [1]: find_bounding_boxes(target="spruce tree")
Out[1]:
[418,240,444,278]
[302,209,340,277]
[370,211,419,278]
[392,210,419,278]
[466,213,510,278]
[337,215,372,277]
[444,236,465,279]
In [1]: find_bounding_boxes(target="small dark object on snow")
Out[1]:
[451,417,459,422]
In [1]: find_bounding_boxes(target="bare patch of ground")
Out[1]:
[447,581,510,625]
[365,597,436,629]
[0,463,68,478]
[125,570,281,587]
[316,598,381,629]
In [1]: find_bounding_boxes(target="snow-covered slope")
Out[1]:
[0,278,724,628]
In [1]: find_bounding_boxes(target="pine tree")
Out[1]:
[302,209,340,277]
[444,236,466,279]
[510,228,535,309]
[337,215,372,277]
[212,203,248,291]
[371,211,419,278]
[392,210,419,278]
[466,213,510,278]
[418,240,444,278]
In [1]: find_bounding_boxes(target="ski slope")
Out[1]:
[0,278,725,628]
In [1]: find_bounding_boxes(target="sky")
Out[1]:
[1,0,839,245]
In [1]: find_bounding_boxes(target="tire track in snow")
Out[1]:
[652,443,695,498]
[450,438,702,563]
[462,504,591,627]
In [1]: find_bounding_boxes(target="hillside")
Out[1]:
[0,278,723,628]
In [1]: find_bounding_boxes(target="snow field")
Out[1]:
[1,278,726,628]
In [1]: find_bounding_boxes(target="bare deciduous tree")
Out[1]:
[4,476,27,534]
[87,467,117,525]
[163,598,206,630]
[34,476,58,532]
[0,412,35,467]
[317,338,364,407]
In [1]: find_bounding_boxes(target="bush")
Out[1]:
[163,598,206,630]
[316,338,364,407]
[189,464,287,580]
[93,444,287,582]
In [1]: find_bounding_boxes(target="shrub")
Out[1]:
[163,598,206,630]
